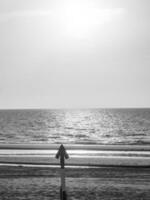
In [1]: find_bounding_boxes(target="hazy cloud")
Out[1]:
[0,1,150,108]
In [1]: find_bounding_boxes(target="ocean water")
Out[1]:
[1,109,150,200]
[0,108,150,145]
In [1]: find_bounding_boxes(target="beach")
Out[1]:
[1,0,150,197]
[0,165,150,200]
[0,108,150,199]
[0,144,150,199]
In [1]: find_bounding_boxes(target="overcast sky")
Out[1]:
[0,0,150,109]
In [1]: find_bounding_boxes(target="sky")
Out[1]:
[0,0,150,109]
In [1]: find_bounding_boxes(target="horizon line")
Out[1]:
[0,107,150,110]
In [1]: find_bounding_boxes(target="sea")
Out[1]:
[0,109,150,200]
[0,108,150,145]
[0,108,150,167]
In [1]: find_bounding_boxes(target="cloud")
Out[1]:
[97,8,125,23]
[0,10,52,22]
[0,7,125,23]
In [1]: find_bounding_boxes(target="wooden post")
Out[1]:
[56,144,69,200]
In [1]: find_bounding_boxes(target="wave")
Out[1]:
[0,143,150,151]
[0,144,150,167]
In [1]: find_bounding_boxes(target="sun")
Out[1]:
[52,1,124,39]
[56,1,107,39]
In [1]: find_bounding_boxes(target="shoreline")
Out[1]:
[0,162,150,168]
[0,155,150,167]
[0,163,103,169]
[0,143,150,151]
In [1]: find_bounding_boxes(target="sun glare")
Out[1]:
[54,1,124,39]
[61,4,97,38]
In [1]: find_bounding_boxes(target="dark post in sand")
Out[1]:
[56,144,69,200]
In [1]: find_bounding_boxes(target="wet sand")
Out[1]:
[0,166,150,200]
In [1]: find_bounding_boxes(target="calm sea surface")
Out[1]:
[0,108,150,145]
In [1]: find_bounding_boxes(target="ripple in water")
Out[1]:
[0,108,150,145]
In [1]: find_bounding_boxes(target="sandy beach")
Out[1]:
[0,165,150,200]
[0,144,150,199]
